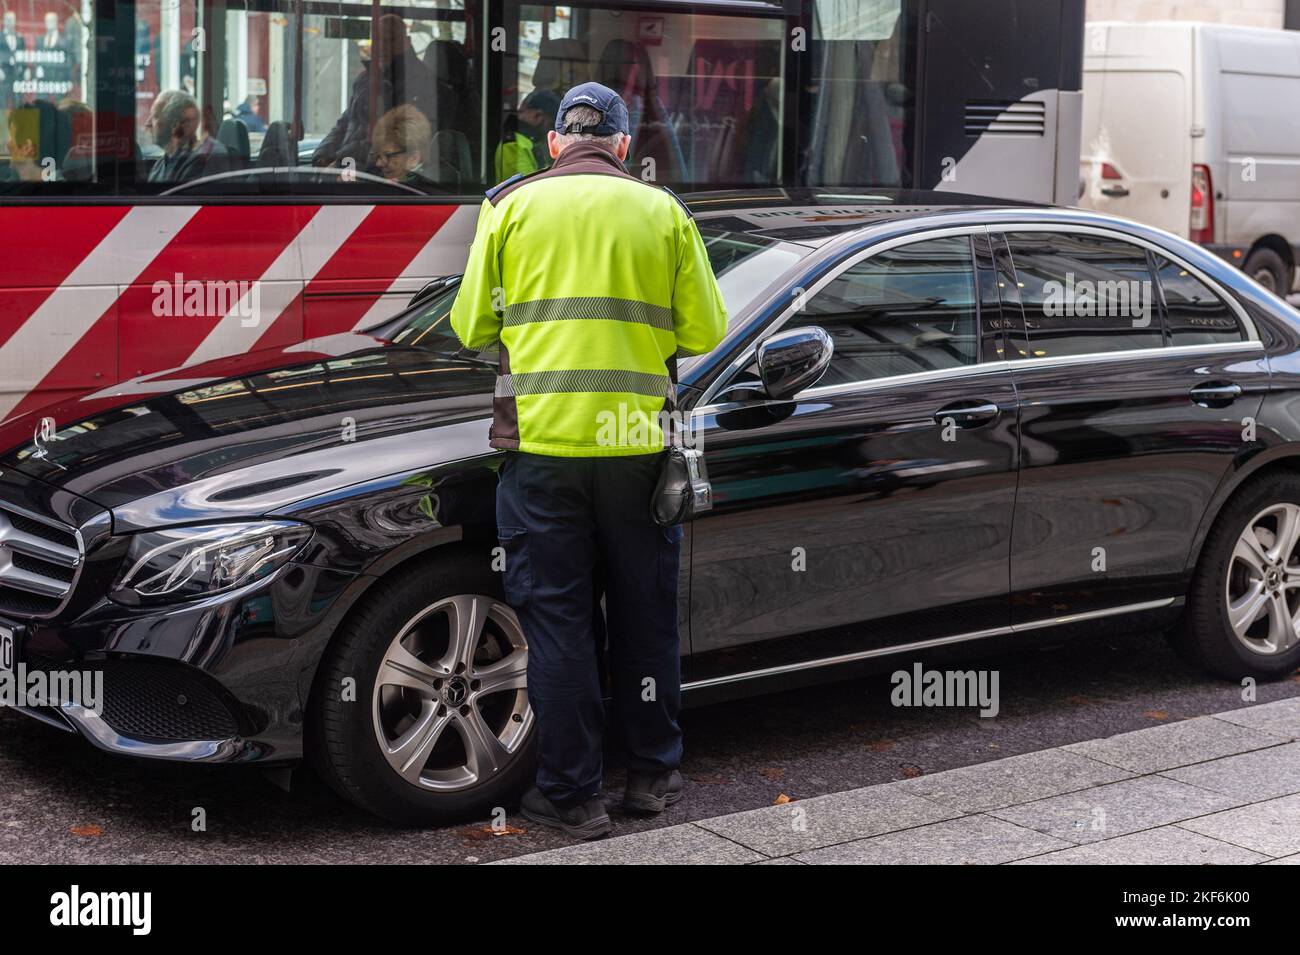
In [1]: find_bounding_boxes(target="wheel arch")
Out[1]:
[295,527,498,726]
[1184,448,1300,577]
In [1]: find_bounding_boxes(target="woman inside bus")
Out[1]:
[372,103,438,188]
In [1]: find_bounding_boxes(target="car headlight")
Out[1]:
[111,521,312,605]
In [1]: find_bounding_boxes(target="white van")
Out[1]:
[1080,20,1300,295]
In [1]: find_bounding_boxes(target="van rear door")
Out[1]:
[1080,23,1193,237]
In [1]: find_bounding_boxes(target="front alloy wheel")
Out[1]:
[310,558,537,825]
[372,595,531,790]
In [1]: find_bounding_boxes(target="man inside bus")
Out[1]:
[145,90,232,184]
[312,14,437,173]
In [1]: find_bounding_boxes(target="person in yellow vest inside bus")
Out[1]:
[452,82,726,840]
[493,87,559,183]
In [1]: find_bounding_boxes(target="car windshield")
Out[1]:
[376,227,809,352]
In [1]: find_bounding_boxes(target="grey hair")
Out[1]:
[156,89,198,135]
[555,103,626,150]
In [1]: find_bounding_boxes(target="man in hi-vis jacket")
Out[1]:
[450,82,726,840]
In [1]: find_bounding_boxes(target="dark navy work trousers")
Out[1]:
[495,450,684,809]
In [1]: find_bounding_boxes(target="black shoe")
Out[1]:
[622,769,683,815]
[519,786,612,840]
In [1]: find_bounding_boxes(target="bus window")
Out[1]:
[803,0,913,188]
[129,0,481,196]
[502,2,785,189]
[0,3,98,192]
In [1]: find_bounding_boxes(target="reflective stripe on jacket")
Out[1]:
[449,140,727,457]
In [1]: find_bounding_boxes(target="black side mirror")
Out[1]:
[757,326,834,401]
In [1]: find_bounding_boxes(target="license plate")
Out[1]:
[0,626,13,674]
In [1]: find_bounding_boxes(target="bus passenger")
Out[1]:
[312,14,436,173]
[372,104,434,186]
[145,90,231,183]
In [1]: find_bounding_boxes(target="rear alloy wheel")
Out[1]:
[1175,475,1300,680]
[310,558,536,825]
[1224,503,1300,657]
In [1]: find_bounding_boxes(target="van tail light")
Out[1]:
[1190,164,1214,244]
[1100,162,1122,180]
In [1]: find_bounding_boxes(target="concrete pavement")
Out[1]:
[495,697,1300,864]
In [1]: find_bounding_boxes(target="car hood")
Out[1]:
[0,333,498,531]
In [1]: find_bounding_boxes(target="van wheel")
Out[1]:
[1173,474,1300,680]
[1243,248,1289,296]
[308,555,535,825]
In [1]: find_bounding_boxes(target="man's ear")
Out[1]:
[614,134,630,162]
[547,129,561,159]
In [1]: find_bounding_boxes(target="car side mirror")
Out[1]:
[757,326,834,401]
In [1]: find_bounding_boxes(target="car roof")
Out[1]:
[682,188,1038,246]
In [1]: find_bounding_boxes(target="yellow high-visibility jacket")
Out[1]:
[450,141,727,456]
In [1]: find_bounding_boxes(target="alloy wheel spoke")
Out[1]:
[1228,580,1269,636]
[1271,505,1300,566]
[1272,593,1300,652]
[1233,532,1271,577]
[378,641,443,696]
[475,648,528,697]
[383,705,453,784]
[454,702,507,778]
[442,595,492,675]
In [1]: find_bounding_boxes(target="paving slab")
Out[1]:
[1210,698,1300,741]
[489,822,764,865]
[991,775,1246,845]
[694,781,959,856]
[893,747,1132,813]
[1012,825,1270,865]
[792,814,1071,865]
[1162,741,1300,801]
[1063,716,1285,774]
[1178,793,1300,859]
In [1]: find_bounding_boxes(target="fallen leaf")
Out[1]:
[867,739,895,752]
[69,824,102,837]
[491,825,527,837]
[1144,710,1169,721]
[757,767,784,781]
[773,793,792,805]
[900,764,923,778]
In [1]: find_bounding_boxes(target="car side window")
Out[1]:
[1153,255,1247,346]
[779,235,980,389]
[1004,231,1162,357]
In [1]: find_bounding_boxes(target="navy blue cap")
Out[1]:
[554,82,629,137]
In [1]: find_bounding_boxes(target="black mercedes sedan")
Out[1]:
[3,189,1300,825]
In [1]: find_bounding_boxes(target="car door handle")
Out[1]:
[1100,185,1130,198]
[934,401,1001,428]
[1189,381,1242,408]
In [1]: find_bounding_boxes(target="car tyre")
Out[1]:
[1174,474,1300,680]
[308,554,535,825]
[1243,247,1289,297]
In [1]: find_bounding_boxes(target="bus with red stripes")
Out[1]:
[0,0,1083,418]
